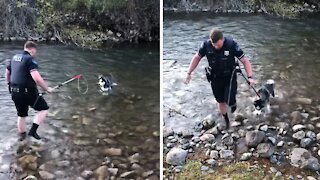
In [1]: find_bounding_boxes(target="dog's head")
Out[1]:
[98,75,113,90]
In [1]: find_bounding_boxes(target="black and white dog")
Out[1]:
[253,79,275,115]
[98,74,117,92]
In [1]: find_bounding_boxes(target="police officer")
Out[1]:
[184,29,254,129]
[5,41,52,141]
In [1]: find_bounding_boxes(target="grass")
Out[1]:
[176,161,267,180]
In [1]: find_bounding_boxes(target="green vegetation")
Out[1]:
[177,161,266,180]
[0,0,159,48]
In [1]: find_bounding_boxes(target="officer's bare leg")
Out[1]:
[28,110,48,140]
[217,102,230,129]
[17,116,27,141]
[17,116,26,133]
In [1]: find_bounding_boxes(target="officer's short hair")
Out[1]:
[24,41,37,49]
[209,29,223,43]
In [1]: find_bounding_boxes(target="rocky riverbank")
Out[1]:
[163,60,320,179]
[164,0,320,17]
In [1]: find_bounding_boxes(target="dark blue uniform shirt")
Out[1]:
[198,37,245,77]
[7,51,38,88]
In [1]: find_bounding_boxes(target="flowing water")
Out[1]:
[0,43,159,179]
[163,12,320,137]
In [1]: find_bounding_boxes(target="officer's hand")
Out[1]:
[248,78,255,86]
[184,73,191,84]
[46,87,54,93]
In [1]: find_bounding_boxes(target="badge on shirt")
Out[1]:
[224,51,229,56]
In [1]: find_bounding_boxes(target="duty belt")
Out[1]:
[11,87,30,93]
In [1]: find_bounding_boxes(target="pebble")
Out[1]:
[201,165,209,171]
[206,159,216,167]
[277,141,284,147]
[292,124,306,132]
[306,131,316,140]
[39,171,55,180]
[103,148,122,156]
[240,152,252,161]
[120,171,136,178]
[300,138,312,148]
[307,176,317,180]
[209,150,219,159]
[260,125,268,131]
[81,170,94,178]
[200,134,215,142]
[292,130,305,140]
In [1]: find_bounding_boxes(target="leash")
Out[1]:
[33,74,87,108]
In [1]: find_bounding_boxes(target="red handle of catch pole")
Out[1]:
[72,74,82,79]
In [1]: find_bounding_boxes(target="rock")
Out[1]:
[39,171,55,180]
[202,114,215,129]
[270,167,277,173]
[292,124,306,132]
[94,166,110,180]
[293,131,305,140]
[163,127,174,138]
[240,152,252,161]
[301,113,309,119]
[236,138,249,155]
[200,134,215,142]
[23,176,38,180]
[120,171,135,178]
[129,153,140,164]
[306,131,316,140]
[103,148,122,156]
[300,138,312,148]
[57,160,70,167]
[18,155,38,170]
[219,150,234,159]
[275,171,282,177]
[311,117,320,122]
[108,168,119,176]
[267,137,276,145]
[81,170,94,178]
[245,130,265,147]
[277,141,284,147]
[88,107,97,111]
[206,159,216,167]
[290,148,320,171]
[206,126,220,135]
[166,147,188,165]
[50,149,60,159]
[260,125,268,132]
[136,125,148,132]
[292,97,312,105]
[307,176,316,180]
[257,143,275,158]
[209,150,219,159]
[201,165,209,171]
[291,111,302,124]
[182,130,193,138]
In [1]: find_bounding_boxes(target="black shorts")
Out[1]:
[11,88,49,117]
[210,76,237,106]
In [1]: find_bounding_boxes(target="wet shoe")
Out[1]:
[28,131,41,140]
[19,132,27,141]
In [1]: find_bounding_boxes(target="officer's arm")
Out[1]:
[5,69,10,84]
[30,71,49,91]
[240,56,253,78]
[187,54,202,75]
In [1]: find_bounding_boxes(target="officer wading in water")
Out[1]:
[184,29,254,129]
[5,41,53,141]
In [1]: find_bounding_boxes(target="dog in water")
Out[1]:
[253,79,275,115]
[98,74,117,92]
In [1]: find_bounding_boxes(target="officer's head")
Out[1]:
[24,41,37,57]
[210,29,224,50]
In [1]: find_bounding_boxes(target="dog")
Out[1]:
[98,74,117,92]
[253,79,275,115]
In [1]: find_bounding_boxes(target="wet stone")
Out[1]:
[292,131,305,141]
[300,138,312,148]
[120,171,136,178]
[39,171,55,180]
[103,148,122,156]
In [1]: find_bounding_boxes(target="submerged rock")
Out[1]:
[103,148,122,156]
[166,147,188,165]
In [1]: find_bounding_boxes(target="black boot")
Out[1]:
[19,132,27,141]
[223,113,230,129]
[231,104,237,113]
[28,123,41,140]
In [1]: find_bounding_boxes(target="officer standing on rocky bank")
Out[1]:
[5,41,52,141]
[184,29,254,129]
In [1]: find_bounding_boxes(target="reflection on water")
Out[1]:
[0,43,159,179]
[163,12,320,134]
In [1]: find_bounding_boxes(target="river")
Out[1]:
[164,12,320,134]
[0,43,159,179]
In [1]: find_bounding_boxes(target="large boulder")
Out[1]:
[245,130,265,147]
[166,147,188,165]
[290,148,320,171]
